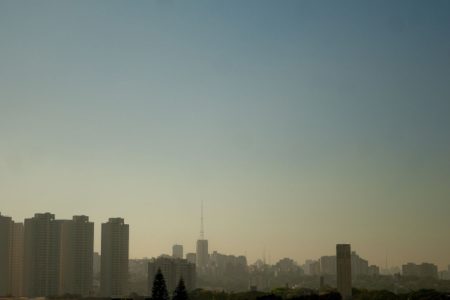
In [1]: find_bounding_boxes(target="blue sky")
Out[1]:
[1,0,450,268]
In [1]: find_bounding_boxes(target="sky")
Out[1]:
[1,0,450,269]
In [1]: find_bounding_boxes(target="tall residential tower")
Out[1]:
[24,213,61,297]
[100,218,129,297]
[58,216,94,296]
[0,214,13,296]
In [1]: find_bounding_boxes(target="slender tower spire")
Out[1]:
[200,200,204,239]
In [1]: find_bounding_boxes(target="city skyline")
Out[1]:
[1,210,449,297]
[1,0,450,272]
[0,211,447,272]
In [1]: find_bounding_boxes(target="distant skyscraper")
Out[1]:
[148,256,196,294]
[196,202,209,271]
[100,218,129,297]
[58,216,94,296]
[172,244,183,259]
[336,244,352,300]
[0,213,13,296]
[24,213,61,297]
[196,239,209,271]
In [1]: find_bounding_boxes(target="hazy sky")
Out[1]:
[1,0,450,269]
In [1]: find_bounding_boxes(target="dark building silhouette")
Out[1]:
[336,244,352,300]
[58,216,94,296]
[100,218,129,297]
[24,213,61,297]
[0,213,13,296]
[11,222,24,296]
[196,202,209,272]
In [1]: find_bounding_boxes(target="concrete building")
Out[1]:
[100,218,129,297]
[336,244,352,300]
[320,256,336,276]
[11,222,24,296]
[309,260,321,276]
[24,213,61,297]
[368,265,380,276]
[0,215,24,297]
[186,253,196,264]
[172,244,183,259]
[402,262,438,279]
[351,251,369,277]
[148,256,196,295]
[209,251,248,276]
[0,214,13,296]
[93,252,101,276]
[58,216,94,296]
[196,239,209,271]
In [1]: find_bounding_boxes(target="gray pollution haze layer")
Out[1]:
[1,0,450,298]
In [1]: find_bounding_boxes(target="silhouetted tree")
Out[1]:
[319,292,341,300]
[152,268,169,300]
[173,278,188,300]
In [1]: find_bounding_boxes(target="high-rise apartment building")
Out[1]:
[351,251,369,277]
[0,214,13,296]
[336,244,352,300]
[172,244,183,259]
[93,252,101,276]
[100,218,129,297]
[320,256,337,275]
[24,213,61,297]
[11,222,24,296]
[58,216,94,296]
[148,256,196,295]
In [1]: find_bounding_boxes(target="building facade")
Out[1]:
[351,251,369,277]
[336,244,352,300]
[100,218,129,297]
[11,222,24,296]
[24,213,61,297]
[172,244,183,259]
[196,239,209,271]
[402,262,438,278]
[0,214,13,296]
[58,216,94,296]
[186,253,196,264]
[320,256,336,276]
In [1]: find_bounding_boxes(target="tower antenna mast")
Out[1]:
[200,200,204,239]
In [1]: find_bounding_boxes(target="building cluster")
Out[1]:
[2,211,447,298]
[440,265,450,280]
[402,262,439,279]
[0,213,129,298]
[303,251,379,278]
[148,256,196,294]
